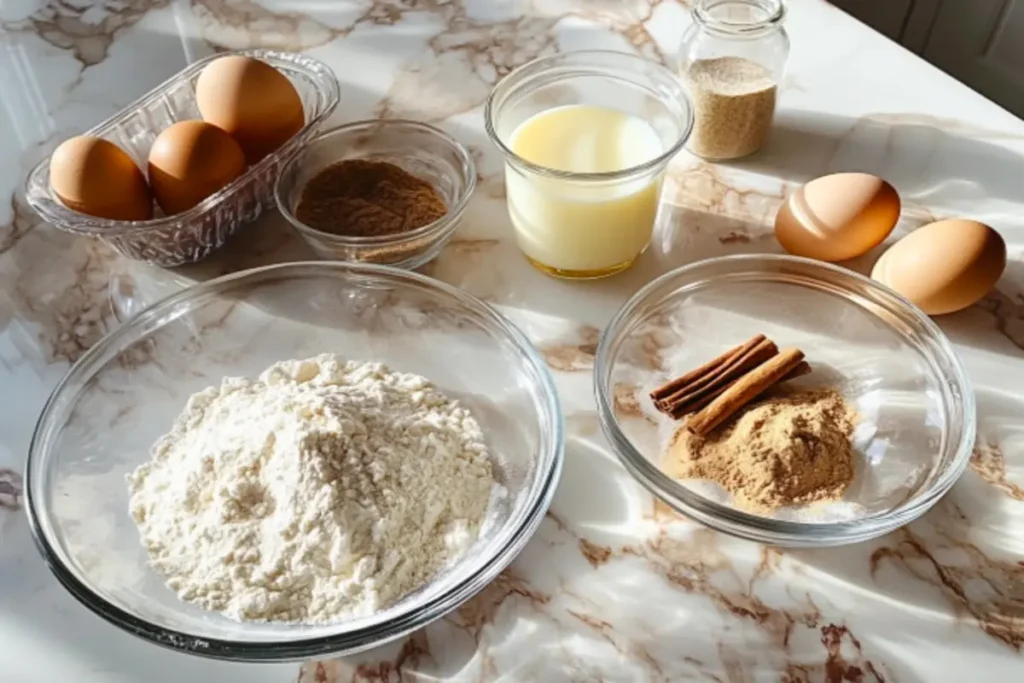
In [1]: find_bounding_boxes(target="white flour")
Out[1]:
[127,354,496,624]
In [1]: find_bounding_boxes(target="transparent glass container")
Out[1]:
[678,0,790,160]
[25,50,340,267]
[276,120,475,270]
[485,51,693,280]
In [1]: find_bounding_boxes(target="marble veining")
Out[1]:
[0,468,23,511]
[2,0,1024,681]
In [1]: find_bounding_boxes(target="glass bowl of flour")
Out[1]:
[25,262,563,660]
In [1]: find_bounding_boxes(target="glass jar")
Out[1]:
[678,0,789,161]
[484,51,693,280]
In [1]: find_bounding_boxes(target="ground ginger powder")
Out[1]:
[665,388,857,513]
[295,159,447,238]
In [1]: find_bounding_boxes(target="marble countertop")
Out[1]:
[3,0,1024,680]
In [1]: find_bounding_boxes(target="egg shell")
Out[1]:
[871,219,1006,315]
[147,120,247,216]
[49,136,153,221]
[195,55,304,164]
[775,172,901,262]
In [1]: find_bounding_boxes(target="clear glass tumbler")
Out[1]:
[485,51,693,280]
[678,0,790,160]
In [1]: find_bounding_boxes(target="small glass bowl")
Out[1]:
[595,254,975,547]
[26,262,562,660]
[276,120,476,270]
[24,49,340,267]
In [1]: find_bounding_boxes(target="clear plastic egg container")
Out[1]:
[25,49,340,267]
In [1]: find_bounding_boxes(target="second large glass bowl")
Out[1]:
[25,262,563,661]
[595,255,975,547]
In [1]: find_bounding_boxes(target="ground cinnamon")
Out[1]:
[665,387,857,513]
[295,159,447,237]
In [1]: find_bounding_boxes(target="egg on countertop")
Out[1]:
[775,172,901,262]
[49,136,153,221]
[147,120,247,215]
[195,55,304,164]
[871,218,1006,315]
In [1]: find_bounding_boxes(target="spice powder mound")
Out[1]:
[665,387,858,513]
[295,159,448,238]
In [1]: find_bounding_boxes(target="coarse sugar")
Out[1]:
[684,56,777,160]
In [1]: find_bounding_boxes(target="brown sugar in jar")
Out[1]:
[294,158,448,238]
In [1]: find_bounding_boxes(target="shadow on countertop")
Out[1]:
[741,109,1024,217]
[793,386,1024,660]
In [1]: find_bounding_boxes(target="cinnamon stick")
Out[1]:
[667,359,811,419]
[656,336,779,415]
[687,348,806,436]
[650,335,764,402]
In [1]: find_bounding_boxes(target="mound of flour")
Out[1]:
[127,355,495,623]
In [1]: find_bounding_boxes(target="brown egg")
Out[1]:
[49,136,153,221]
[147,120,247,215]
[871,219,1006,316]
[775,172,901,262]
[195,55,304,164]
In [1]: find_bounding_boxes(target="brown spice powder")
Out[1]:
[665,388,857,513]
[295,159,447,238]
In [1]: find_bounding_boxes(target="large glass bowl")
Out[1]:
[25,262,563,661]
[595,255,974,546]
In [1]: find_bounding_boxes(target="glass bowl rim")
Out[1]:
[24,260,564,660]
[274,119,477,246]
[594,253,976,545]
[483,50,695,183]
[24,49,341,235]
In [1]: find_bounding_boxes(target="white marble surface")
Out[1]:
[3,0,1024,680]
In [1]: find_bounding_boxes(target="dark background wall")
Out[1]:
[832,0,1024,118]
